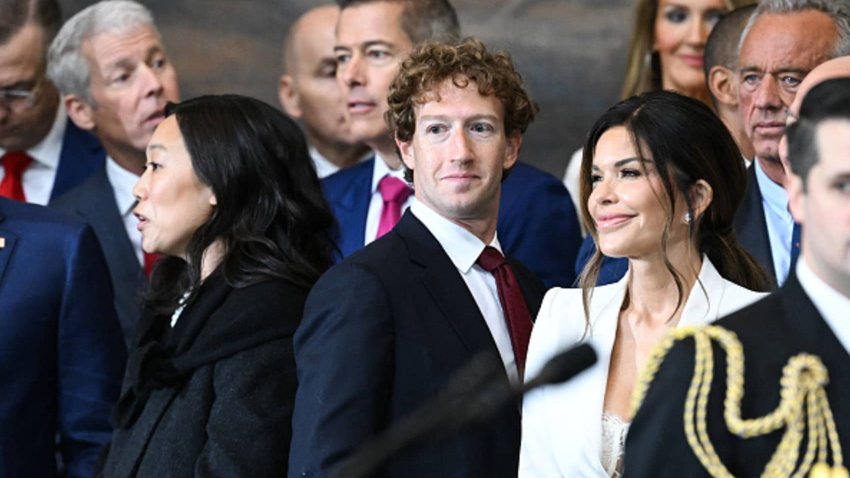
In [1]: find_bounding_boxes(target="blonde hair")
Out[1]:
[620,0,754,100]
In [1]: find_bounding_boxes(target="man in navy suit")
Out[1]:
[290,38,545,478]
[0,197,126,477]
[623,77,850,478]
[48,0,181,347]
[575,0,850,287]
[323,0,581,288]
[0,0,103,205]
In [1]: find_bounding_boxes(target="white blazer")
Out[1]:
[519,257,766,477]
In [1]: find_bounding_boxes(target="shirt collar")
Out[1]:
[0,102,66,170]
[410,199,502,274]
[796,256,850,352]
[754,157,790,218]
[370,151,407,194]
[105,155,142,216]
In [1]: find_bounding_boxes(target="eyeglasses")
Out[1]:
[0,76,45,110]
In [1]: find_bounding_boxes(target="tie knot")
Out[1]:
[477,246,506,272]
[379,175,412,204]
[1,151,33,176]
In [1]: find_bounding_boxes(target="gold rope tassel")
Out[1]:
[630,325,847,478]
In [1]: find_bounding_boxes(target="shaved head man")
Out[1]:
[279,5,368,178]
[779,55,850,184]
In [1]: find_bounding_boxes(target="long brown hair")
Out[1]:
[578,91,771,325]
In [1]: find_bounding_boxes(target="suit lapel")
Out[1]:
[323,158,374,258]
[735,165,776,287]
[395,212,502,358]
[73,170,141,278]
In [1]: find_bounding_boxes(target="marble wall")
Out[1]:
[58,0,634,178]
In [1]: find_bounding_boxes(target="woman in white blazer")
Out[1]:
[519,91,772,478]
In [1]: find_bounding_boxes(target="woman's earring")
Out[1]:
[683,212,692,224]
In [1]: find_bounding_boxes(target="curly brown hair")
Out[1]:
[386,37,538,158]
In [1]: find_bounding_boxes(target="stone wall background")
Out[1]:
[58,0,634,178]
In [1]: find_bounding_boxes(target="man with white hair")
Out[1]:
[49,0,180,346]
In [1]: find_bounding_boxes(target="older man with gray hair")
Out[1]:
[48,0,180,346]
[728,0,850,288]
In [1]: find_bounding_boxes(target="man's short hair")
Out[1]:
[703,4,756,78]
[739,0,850,59]
[386,37,536,181]
[786,77,850,186]
[47,0,156,103]
[387,37,537,144]
[0,0,61,46]
[337,0,460,44]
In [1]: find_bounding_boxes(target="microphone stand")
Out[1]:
[332,343,597,478]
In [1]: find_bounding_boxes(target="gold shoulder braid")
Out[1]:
[630,325,847,478]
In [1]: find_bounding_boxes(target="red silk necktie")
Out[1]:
[376,175,412,239]
[143,251,160,276]
[0,151,33,202]
[477,246,533,377]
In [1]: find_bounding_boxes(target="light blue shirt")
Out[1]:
[754,158,794,285]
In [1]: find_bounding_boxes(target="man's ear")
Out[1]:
[396,135,415,171]
[65,95,96,131]
[278,74,302,118]
[503,131,522,170]
[787,172,806,225]
[689,179,714,221]
[708,66,737,107]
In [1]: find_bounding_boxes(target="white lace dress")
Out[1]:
[600,412,630,477]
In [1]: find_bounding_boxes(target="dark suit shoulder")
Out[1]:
[321,158,373,197]
[51,169,112,210]
[0,198,90,236]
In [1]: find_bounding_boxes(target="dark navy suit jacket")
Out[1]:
[53,168,144,348]
[0,198,126,478]
[322,158,582,288]
[574,165,775,287]
[47,118,105,203]
[290,211,545,477]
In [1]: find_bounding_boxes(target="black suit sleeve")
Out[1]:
[289,262,394,478]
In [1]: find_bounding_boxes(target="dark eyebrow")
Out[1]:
[591,157,646,169]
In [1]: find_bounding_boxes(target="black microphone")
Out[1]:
[332,343,597,478]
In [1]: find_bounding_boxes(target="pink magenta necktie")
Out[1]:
[0,151,33,202]
[376,175,412,239]
[477,246,533,377]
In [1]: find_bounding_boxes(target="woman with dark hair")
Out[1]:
[519,91,770,477]
[98,94,336,476]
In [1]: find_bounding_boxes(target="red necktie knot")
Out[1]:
[376,175,412,238]
[0,151,33,202]
[477,246,507,272]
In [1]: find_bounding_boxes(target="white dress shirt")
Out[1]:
[364,152,412,245]
[410,199,520,383]
[105,156,144,266]
[309,146,340,179]
[797,257,850,355]
[754,158,795,286]
[0,104,66,205]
